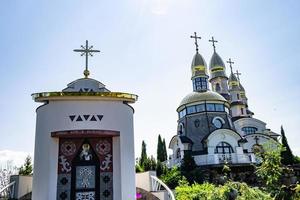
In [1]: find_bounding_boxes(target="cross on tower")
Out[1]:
[190,32,201,53]
[235,70,242,81]
[227,58,235,74]
[208,36,218,52]
[74,40,100,78]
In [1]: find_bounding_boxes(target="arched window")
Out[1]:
[214,142,234,154]
[242,127,258,134]
[215,83,221,92]
[178,123,184,135]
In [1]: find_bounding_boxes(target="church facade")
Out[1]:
[167,34,279,168]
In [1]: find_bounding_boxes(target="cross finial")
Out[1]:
[74,40,100,78]
[190,32,201,53]
[235,70,242,81]
[227,58,234,74]
[209,36,218,52]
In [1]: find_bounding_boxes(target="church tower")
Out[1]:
[227,59,248,121]
[31,41,138,200]
[235,70,254,118]
[208,37,230,100]
[190,32,209,92]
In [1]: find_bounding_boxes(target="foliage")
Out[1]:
[18,156,33,176]
[157,135,164,162]
[156,161,167,177]
[162,138,168,161]
[135,164,144,173]
[294,156,300,164]
[256,142,283,193]
[175,181,273,200]
[160,167,182,189]
[157,135,168,162]
[180,151,196,172]
[139,141,148,167]
[280,126,294,165]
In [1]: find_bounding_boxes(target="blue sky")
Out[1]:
[0,0,300,166]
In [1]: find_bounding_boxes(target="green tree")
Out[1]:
[256,142,283,196]
[157,135,164,162]
[19,156,33,176]
[180,151,196,172]
[161,167,182,189]
[140,140,148,168]
[280,126,294,165]
[162,138,168,161]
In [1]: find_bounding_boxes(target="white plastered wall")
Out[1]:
[32,100,135,200]
[206,129,241,154]
[234,118,266,136]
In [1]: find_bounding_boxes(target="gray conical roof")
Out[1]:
[239,82,245,91]
[191,52,207,67]
[229,73,238,82]
[229,73,240,91]
[209,52,227,79]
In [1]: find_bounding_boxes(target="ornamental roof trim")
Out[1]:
[32,91,138,103]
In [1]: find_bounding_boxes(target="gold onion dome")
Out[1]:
[209,52,227,79]
[191,52,208,78]
[228,73,240,91]
[178,90,227,108]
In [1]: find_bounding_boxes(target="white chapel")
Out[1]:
[31,41,138,200]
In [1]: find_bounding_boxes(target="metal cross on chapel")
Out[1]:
[190,32,201,53]
[227,58,235,74]
[235,70,242,81]
[209,36,218,52]
[74,40,100,78]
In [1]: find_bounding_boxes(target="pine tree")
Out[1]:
[157,135,164,162]
[162,138,168,161]
[140,141,148,167]
[280,126,294,165]
[19,156,33,176]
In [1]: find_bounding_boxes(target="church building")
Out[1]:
[31,41,138,200]
[168,33,279,168]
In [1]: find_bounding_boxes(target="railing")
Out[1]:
[150,175,175,200]
[0,181,15,199]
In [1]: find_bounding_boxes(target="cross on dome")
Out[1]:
[74,40,100,78]
[235,70,242,81]
[190,32,201,53]
[227,58,235,74]
[209,36,218,52]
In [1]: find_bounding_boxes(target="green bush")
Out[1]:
[160,167,182,189]
[175,181,273,200]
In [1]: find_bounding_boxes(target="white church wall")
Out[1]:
[234,118,266,136]
[32,100,135,200]
[243,134,277,153]
[206,129,240,150]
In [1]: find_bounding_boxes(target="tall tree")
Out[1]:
[280,126,294,165]
[19,156,33,176]
[140,141,147,167]
[157,135,164,162]
[162,138,168,161]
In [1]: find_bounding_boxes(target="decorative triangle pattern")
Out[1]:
[83,115,90,120]
[69,115,76,121]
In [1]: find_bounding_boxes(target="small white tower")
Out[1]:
[227,58,247,121]
[31,41,138,200]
